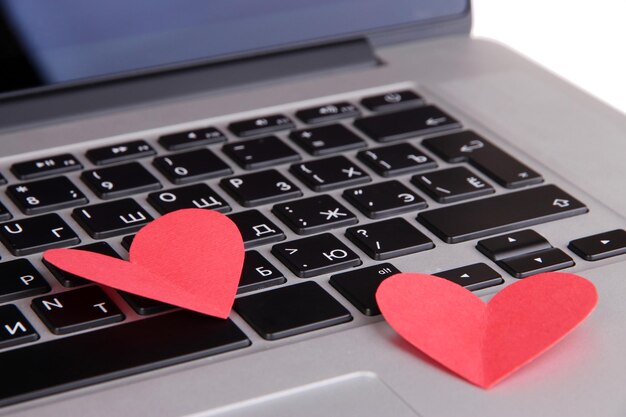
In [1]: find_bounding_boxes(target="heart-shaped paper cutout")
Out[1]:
[376,272,597,388]
[43,209,244,318]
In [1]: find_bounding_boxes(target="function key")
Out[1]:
[568,229,626,261]
[43,242,121,287]
[418,185,587,243]
[498,248,574,278]
[73,199,153,239]
[7,177,88,215]
[11,154,82,180]
[86,140,155,165]
[330,263,400,316]
[153,149,231,184]
[295,102,360,124]
[289,124,366,156]
[357,143,436,177]
[0,214,80,256]
[346,218,434,260]
[343,181,427,219]
[222,136,300,170]
[158,127,226,151]
[272,195,357,235]
[228,210,285,248]
[272,233,361,278]
[82,162,161,199]
[360,90,424,112]
[0,305,39,349]
[435,263,504,291]
[0,201,11,222]
[0,259,50,303]
[476,229,552,261]
[411,167,494,203]
[147,184,230,214]
[235,281,352,340]
[238,251,286,294]
[32,286,125,335]
[354,105,461,143]
[228,114,294,137]
[290,156,370,192]
[220,170,302,207]
[422,131,543,188]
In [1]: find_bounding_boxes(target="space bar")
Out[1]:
[0,311,250,407]
[417,184,588,243]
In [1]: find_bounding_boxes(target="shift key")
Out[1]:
[417,185,587,243]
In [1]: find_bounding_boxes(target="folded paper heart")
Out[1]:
[43,209,245,318]
[376,272,597,389]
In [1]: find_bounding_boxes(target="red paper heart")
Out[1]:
[376,272,597,388]
[43,209,244,318]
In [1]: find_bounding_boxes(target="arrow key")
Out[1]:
[499,248,574,278]
[476,229,552,261]
[569,229,626,261]
[435,263,503,291]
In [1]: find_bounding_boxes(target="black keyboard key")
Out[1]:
[569,229,626,261]
[148,184,231,214]
[499,248,574,278]
[330,263,400,316]
[32,286,124,335]
[73,199,153,239]
[272,233,361,278]
[235,281,352,340]
[477,229,552,261]
[354,105,461,143]
[158,127,226,151]
[119,292,174,316]
[343,181,427,219]
[0,311,249,407]
[7,177,88,215]
[0,172,6,185]
[296,102,360,124]
[422,131,543,188]
[153,149,232,184]
[357,143,437,177]
[82,163,161,199]
[121,234,135,251]
[229,114,294,137]
[289,124,366,156]
[346,218,434,260]
[435,263,504,291]
[223,136,300,170]
[86,140,155,165]
[0,200,11,221]
[238,251,285,294]
[43,242,121,287]
[0,305,38,349]
[11,154,81,180]
[0,214,80,256]
[411,167,495,203]
[0,259,50,303]
[272,195,357,235]
[418,185,588,243]
[361,90,423,112]
[220,169,302,207]
[290,156,370,192]
[228,210,285,248]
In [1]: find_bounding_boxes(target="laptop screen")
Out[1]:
[0,0,468,96]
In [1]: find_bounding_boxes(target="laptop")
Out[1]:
[1,1,625,416]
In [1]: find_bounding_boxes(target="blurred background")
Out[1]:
[473,0,626,115]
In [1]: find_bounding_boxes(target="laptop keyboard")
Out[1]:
[0,86,624,406]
